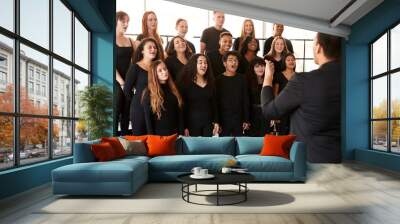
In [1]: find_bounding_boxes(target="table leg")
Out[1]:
[217,184,219,206]
[195,184,197,192]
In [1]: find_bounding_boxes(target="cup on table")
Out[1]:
[191,167,202,176]
[221,167,232,174]
[200,169,208,176]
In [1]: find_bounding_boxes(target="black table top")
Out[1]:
[177,172,255,185]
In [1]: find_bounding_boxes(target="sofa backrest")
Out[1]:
[73,139,100,163]
[179,137,236,155]
[235,137,264,155]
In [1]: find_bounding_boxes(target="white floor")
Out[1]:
[1,162,400,224]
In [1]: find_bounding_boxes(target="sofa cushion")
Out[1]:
[147,134,177,157]
[101,137,127,158]
[236,155,293,172]
[52,160,145,183]
[235,137,263,155]
[74,139,100,163]
[180,137,235,155]
[260,135,296,159]
[118,137,147,156]
[91,142,118,161]
[148,154,235,172]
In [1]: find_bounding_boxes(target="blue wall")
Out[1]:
[345,0,400,170]
[0,0,116,200]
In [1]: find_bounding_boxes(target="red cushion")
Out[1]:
[260,134,296,159]
[101,137,126,158]
[91,142,118,161]
[146,134,177,157]
[124,135,148,141]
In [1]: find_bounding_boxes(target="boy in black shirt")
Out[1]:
[207,32,233,78]
[216,51,250,136]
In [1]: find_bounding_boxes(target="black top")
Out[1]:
[263,36,294,56]
[200,27,229,53]
[273,72,293,93]
[181,81,219,128]
[232,37,242,51]
[261,61,341,163]
[123,64,148,102]
[216,74,249,123]
[165,39,196,54]
[207,50,225,78]
[177,173,255,184]
[116,39,134,79]
[143,84,184,135]
[165,55,185,81]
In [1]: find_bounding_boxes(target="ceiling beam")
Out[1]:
[330,0,368,27]
[165,0,351,38]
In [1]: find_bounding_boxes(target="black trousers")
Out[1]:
[220,120,243,136]
[115,84,130,135]
[130,96,147,135]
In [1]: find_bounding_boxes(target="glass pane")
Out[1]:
[74,69,89,118]
[0,35,14,112]
[391,72,400,118]
[20,117,49,165]
[391,24,400,70]
[53,0,72,60]
[75,120,88,143]
[0,116,14,170]
[53,59,72,117]
[304,59,318,72]
[53,119,72,157]
[372,33,387,76]
[291,40,304,58]
[20,0,49,49]
[372,121,388,151]
[391,120,400,153]
[296,59,304,73]
[372,77,387,119]
[0,0,14,31]
[75,18,89,70]
[20,44,49,115]
[305,40,314,59]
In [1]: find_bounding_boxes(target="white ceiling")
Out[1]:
[166,0,384,38]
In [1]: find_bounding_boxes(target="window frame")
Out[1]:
[0,0,92,171]
[370,20,400,154]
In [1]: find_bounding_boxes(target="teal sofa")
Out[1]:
[52,137,306,196]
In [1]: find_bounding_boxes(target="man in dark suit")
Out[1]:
[261,33,341,163]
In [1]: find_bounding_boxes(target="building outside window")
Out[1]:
[0,0,91,170]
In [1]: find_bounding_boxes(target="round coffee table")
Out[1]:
[177,173,255,206]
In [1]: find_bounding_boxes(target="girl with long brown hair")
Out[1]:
[233,19,255,51]
[265,36,289,73]
[142,60,184,135]
[124,38,160,135]
[134,11,165,60]
[165,36,193,81]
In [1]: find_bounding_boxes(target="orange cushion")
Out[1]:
[146,134,178,157]
[101,137,126,158]
[260,134,296,159]
[124,135,148,142]
[91,142,118,161]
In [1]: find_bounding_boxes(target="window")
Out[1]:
[371,23,400,154]
[0,0,91,170]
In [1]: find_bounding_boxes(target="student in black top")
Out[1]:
[216,51,250,136]
[124,38,161,135]
[272,53,297,135]
[246,57,269,136]
[179,54,220,136]
[263,24,294,56]
[165,36,192,81]
[238,36,261,74]
[200,11,229,54]
[142,60,184,135]
[261,33,342,163]
[207,32,232,78]
[233,19,255,51]
[135,11,165,60]
[115,11,135,135]
[265,36,289,74]
[165,19,196,53]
